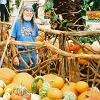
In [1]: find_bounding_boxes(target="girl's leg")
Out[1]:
[18,52,30,69]
[18,51,37,69]
[30,51,37,67]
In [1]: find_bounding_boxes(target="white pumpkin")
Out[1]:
[91,41,100,52]
[0,80,6,88]
[63,91,77,100]
[3,92,11,100]
[31,93,41,100]
[0,97,3,100]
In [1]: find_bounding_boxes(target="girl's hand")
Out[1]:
[13,57,19,66]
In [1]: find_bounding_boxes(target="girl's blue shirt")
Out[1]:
[11,19,39,49]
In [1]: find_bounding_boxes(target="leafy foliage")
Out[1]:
[87,0,100,11]
[43,0,54,12]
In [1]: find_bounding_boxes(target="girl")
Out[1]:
[11,5,39,69]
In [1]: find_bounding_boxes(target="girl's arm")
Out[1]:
[10,37,19,66]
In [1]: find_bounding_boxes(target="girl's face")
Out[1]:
[23,9,34,21]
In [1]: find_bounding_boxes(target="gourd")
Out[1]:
[10,84,31,100]
[32,76,51,98]
[12,72,33,92]
[63,91,77,100]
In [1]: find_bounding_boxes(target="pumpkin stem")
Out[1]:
[65,78,70,85]
[85,94,89,98]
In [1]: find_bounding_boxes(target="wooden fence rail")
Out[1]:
[39,25,100,36]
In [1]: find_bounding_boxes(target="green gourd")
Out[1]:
[32,76,51,98]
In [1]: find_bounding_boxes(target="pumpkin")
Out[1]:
[0,80,6,88]
[75,81,89,94]
[35,36,43,42]
[47,88,62,99]
[12,72,33,93]
[78,58,88,65]
[61,82,78,96]
[0,87,4,96]
[39,31,45,38]
[4,83,17,93]
[63,91,77,100]
[77,48,88,65]
[0,97,3,100]
[31,93,40,100]
[3,92,10,100]
[0,68,16,85]
[43,74,65,89]
[66,41,80,53]
[91,41,100,53]
[78,91,100,100]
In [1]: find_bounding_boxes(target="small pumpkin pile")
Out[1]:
[0,68,100,100]
[0,68,38,100]
[32,74,100,100]
[32,74,64,100]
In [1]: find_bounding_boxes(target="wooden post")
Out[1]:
[68,58,80,82]
[1,24,3,41]
[59,33,67,78]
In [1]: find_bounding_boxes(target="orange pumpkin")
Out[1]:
[75,81,89,94]
[47,88,62,99]
[61,82,78,96]
[78,91,100,100]
[67,42,80,52]
[78,58,88,65]
[43,74,65,89]
[12,72,33,92]
[39,31,45,38]
[35,36,43,42]
[77,48,88,65]
[0,68,16,85]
